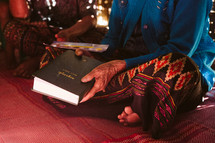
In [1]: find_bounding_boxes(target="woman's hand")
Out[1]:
[55,32,68,42]
[75,48,94,58]
[80,60,126,103]
[55,15,96,41]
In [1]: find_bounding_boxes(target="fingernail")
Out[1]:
[81,78,86,83]
[76,50,82,56]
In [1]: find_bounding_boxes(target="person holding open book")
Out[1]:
[39,0,215,139]
[3,0,97,78]
[73,0,215,139]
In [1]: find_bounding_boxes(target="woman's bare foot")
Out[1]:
[117,106,141,126]
[13,56,40,78]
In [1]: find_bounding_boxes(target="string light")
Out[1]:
[96,0,112,27]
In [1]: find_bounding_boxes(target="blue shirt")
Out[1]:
[102,0,215,90]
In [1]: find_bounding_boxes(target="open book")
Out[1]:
[50,41,109,52]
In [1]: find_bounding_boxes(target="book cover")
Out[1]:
[50,41,108,52]
[32,50,103,105]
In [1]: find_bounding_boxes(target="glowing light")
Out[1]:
[46,0,51,7]
[202,97,209,102]
[45,0,52,10]
[95,0,112,27]
[52,0,56,7]
[88,0,93,4]
[47,17,51,21]
[86,6,91,9]
[77,19,82,23]
[108,8,111,14]
[97,5,104,10]
[97,16,108,27]
[97,11,102,15]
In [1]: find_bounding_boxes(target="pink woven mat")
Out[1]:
[0,51,215,143]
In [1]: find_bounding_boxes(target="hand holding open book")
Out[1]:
[32,50,103,106]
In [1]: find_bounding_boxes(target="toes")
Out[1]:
[118,110,129,126]
[121,110,128,118]
[124,106,133,115]
[118,106,142,127]
[117,115,121,119]
[118,110,127,119]
[119,117,128,126]
[13,66,32,78]
[119,119,124,123]
[22,71,32,78]
[13,68,22,76]
[12,57,40,78]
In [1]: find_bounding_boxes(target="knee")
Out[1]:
[164,52,189,59]
[164,52,198,71]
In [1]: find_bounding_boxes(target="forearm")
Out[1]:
[9,0,29,18]
[67,15,96,37]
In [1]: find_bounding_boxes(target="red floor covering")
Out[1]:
[0,51,215,143]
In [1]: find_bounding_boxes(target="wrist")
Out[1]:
[111,60,126,74]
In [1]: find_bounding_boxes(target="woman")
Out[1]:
[75,0,215,139]
[42,0,215,139]
[4,0,97,78]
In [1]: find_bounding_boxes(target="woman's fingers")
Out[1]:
[75,49,84,56]
[80,77,106,103]
[55,34,65,41]
[80,60,127,103]
[80,86,97,103]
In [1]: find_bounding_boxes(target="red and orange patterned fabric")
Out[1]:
[40,49,207,138]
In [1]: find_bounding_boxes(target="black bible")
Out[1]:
[32,50,103,105]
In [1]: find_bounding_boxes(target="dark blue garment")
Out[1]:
[117,18,149,59]
[102,0,215,90]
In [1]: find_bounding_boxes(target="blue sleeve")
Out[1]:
[125,0,211,69]
[101,0,122,56]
